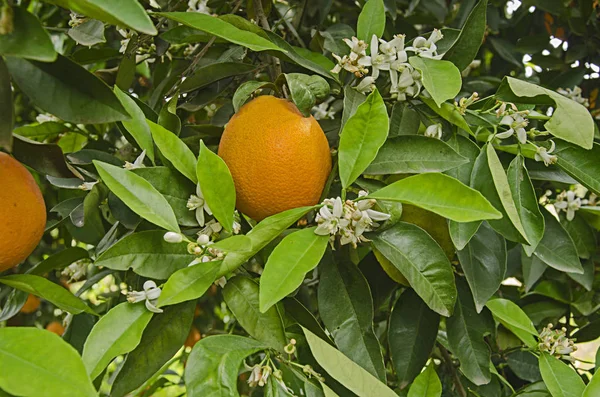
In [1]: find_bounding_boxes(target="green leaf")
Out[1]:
[94,161,180,232]
[158,95,181,135]
[522,249,547,292]
[184,335,266,396]
[114,87,155,163]
[443,0,488,71]
[389,290,440,389]
[356,0,386,42]
[259,228,328,312]
[341,86,366,130]
[28,247,89,276]
[485,298,539,347]
[82,302,153,380]
[447,278,493,385]
[365,136,468,174]
[197,141,236,232]
[46,0,157,35]
[534,210,583,274]
[562,215,596,260]
[0,274,96,316]
[133,167,198,226]
[6,55,128,124]
[281,73,330,117]
[409,57,462,107]
[538,353,585,397]
[367,173,502,222]
[553,140,600,195]
[338,88,389,189]
[506,351,542,382]
[94,231,195,279]
[302,327,397,397]
[371,222,457,316]
[497,77,594,149]
[407,365,442,397]
[157,260,221,307]
[486,145,530,243]
[0,7,56,62]
[388,102,420,137]
[156,12,283,52]
[222,276,287,351]
[150,120,197,183]
[232,81,278,112]
[583,368,600,397]
[179,62,256,93]
[318,257,386,381]
[457,222,507,313]
[219,206,315,276]
[0,328,96,397]
[67,19,106,46]
[284,298,332,345]
[111,301,195,397]
[0,58,13,151]
[507,154,545,252]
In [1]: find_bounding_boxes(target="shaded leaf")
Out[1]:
[534,210,583,274]
[0,7,56,62]
[443,0,488,71]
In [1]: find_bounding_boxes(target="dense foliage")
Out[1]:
[1,0,600,396]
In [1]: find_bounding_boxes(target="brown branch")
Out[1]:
[253,0,282,78]
[439,344,467,397]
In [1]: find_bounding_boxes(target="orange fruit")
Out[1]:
[218,96,332,221]
[20,294,41,314]
[0,152,46,272]
[45,321,65,336]
[184,326,201,348]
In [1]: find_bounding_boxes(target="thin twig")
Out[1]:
[253,0,282,78]
[439,344,467,397]
[165,36,216,98]
[274,5,306,48]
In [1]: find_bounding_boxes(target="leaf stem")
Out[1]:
[438,344,467,397]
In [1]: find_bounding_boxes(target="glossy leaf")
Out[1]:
[82,302,153,380]
[260,228,329,312]
[157,260,221,307]
[156,12,283,52]
[371,222,457,316]
[233,81,277,112]
[409,57,461,107]
[447,279,494,385]
[341,86,366,130]
[367,173,502,222]
[420,96,473,135]
[507,351,542,383]
[365,136,468,174]
[318,257,386,381]
[111,301,195,397]
[562,215,596,260]
[443,0,488,71]
[150,120,198,183]
[583,369,600,397]
[522,250,547,292]
[553,140,600,195]
[5,55,128,124]
[94,161,180,232]
[302,327,397,397]
[184,335,266,396]
[407,365,442,397]
[388,102,420,137]
[114,87,155,163]
[338,88,389,189]
[356,0,385,42]
[389,290,440,389]
[222,276,287,351]
[486,298,538,347]
[0,328,96,397]
[0,7,56,62]
[46,0,157,35]
[0,59,13,150]
[281,73,330,117]
[497,77,594,149]
[538,352,585,397]
[457,222,507,312]
[68,19,106,46]
[197,141,236,232]
[533,210,583,274]
[219,206,314,276]
[180,62,256,93]
[0,274,96,316]
[28,247,89,276]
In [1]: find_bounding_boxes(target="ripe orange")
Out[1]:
[0,152,46,271]
[20,294,40,314]
[45,321,65,336]
[184,326,201,348]
[218,96,332,221]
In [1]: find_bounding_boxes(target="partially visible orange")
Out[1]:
[218,96,332,221]
[46,321,65,336]
[0,152,46,271]
[20,294,40,314]
[184,326,201,348]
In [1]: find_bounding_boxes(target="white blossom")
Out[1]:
[498,112,529,143]
[424,123,443,139]
[355,76,376,94]
[61,261,87,282]
[188,0,211,14]
[118,29,132,54]
[163,232,183,244]
[126,280,163,313]
[405,29,444,59]
[124,150,147,170]
[358,35,395,79]
[36,113,59,124]
[187,184,212,226]
[534,140,557,166]
[557,86,589,107]
[311,97,336,120]
[554,190,581,221]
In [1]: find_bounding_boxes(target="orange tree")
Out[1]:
[1,0,600,396]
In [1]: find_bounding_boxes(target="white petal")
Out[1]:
[196,208,205,226]
[145,300,164,313]
[366,209,391,221]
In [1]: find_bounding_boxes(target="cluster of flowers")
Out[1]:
[331,30,444,100]
[551,186,597,221]
[61,260,89,282]
[126,280,163,313]
[538,323,577,360]
[315,192,390,248]
[557,86,589,108]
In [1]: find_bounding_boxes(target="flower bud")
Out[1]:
[197,234,210,245]
[164,232,183,244]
